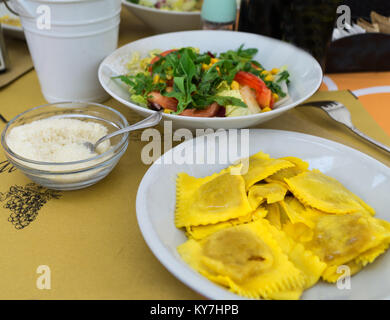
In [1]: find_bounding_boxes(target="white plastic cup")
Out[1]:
[10,0,121,103]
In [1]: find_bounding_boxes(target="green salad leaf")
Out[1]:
[115,45,290,114]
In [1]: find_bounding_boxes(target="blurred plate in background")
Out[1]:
[121,0,201,33]
[0,2,24,39]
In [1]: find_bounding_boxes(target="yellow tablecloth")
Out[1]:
[0,9,388,300]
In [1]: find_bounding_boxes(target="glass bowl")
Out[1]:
[1,102,129,190]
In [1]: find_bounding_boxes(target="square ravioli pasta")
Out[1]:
[178,220,308,300]
[266,156,310,186]
[241,151,295,191]
[284,170,375,215]
[248,182,288,210]
[186,207,267,240]
[175,166,253,228]
[280,197,390,282]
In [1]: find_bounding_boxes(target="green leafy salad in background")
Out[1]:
[116,46,291,118]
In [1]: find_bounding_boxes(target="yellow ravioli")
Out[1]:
[285,170,374,214]
[265,203,282,230]
[175,167,252,228]
[303,212,390,267]
[248,183,288,209]
[267,157,309,183]
[354,219,390,267]
[279,196,316,230]
[355,242,390,267]
[242,151,294,191]
[280,197,390,282]
[321,260,363,283]
[174,150,389,299]
[186,221,233,241]
[251,207,269,220]
[186,207,267,240]
[322,222,390,282]
[264,218,326,289]
[178,220,306,299]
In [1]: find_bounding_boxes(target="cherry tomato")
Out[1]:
[180,103,220,117]
[234,71,273,109]
[149,49,177,72]
[147,91,178,111]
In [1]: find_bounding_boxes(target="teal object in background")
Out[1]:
[201,0,237,23]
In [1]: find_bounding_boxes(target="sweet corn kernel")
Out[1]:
[210,58,219,64]
[265,75,274,82]
[153,74,160,84]
[163,109,173,114]
[202,63,211,71]
[231,80,240,90]
[262,107,272,113]
[261,70,269,75]
[272,93,279,102]
[271,68,280,75]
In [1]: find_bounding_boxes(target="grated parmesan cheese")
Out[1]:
[6,118,111,162]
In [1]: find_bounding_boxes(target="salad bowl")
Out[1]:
[98,30,323,130]
[122,0,202,33]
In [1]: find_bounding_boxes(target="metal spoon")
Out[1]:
[84,111,162,153]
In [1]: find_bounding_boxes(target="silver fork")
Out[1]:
[299,100,390,153]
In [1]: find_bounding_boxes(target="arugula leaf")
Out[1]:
[277,70,290,84]
[164,48,198,114]
[113,73,166,96]
[267,82,287,98]
[213,96,247,108]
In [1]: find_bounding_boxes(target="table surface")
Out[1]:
[0,8,389,300]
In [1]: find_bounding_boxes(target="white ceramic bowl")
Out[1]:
[122,0,201,33]
[136,129,390,300]
[99,30,323,130]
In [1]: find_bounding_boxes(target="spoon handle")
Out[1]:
[94,111,162,149]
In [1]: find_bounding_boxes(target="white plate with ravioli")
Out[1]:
[98,30,323,130]
[136,129,390,300]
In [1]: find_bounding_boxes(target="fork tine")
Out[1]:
[299,100,335,108]
[321,101,343,110]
